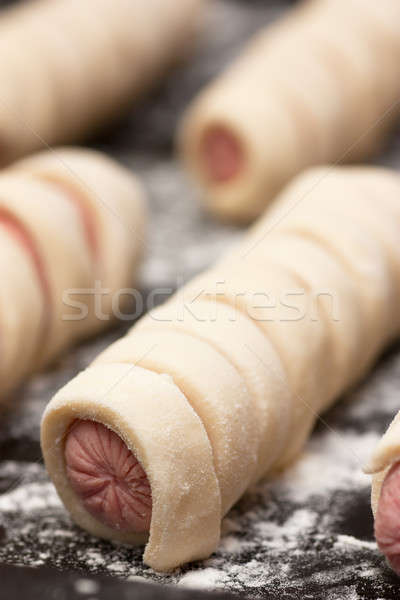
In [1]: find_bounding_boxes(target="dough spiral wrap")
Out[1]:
[0,0,203,163]
[0,147,146,396]
[180,0,400,222]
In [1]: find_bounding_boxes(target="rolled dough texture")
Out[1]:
[0,0,203,163]
[180,0,400,222]
[365,413,400,573]
[42,165,400,571]
[0,147,146,396]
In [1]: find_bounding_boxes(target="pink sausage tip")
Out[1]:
[375,462,400,575]
[64,420,152,534]
[200,126,243,183]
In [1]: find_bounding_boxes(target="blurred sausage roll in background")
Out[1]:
[0,147,146,399]
[0,0,203,164]
[179,0,400,222]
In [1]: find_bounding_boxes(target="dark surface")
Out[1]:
[1,1,400,599]
[0,564,239,600]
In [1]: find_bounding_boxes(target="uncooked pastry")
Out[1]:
[179,0,400,222]
[0,0,203,164]
[41,165,400,571]
[0,147,146,395]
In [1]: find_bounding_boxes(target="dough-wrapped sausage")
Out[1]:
[366,414,400,574]
[0,147,146,396]
[42,165,400,571]
[179,0,400,222]
[0,0,203,164]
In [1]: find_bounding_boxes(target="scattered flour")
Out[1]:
[0,482,61,513]
[276,429,378,503]
[335,535,377,551]
[178,568,225,590]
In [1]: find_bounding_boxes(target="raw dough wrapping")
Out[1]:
[366,413,400,518]
[0,0,203,164]
[42,165,400,571]
[0,147,146,396]
[179,0,400,222]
